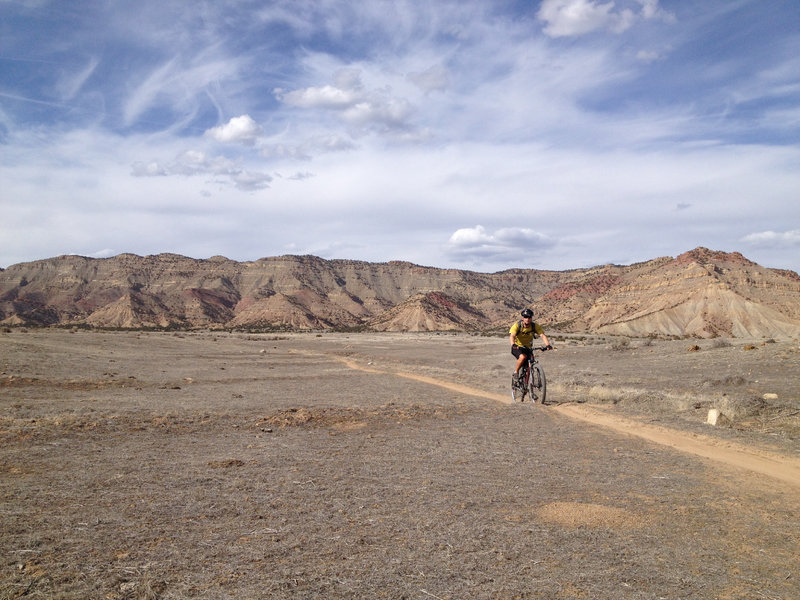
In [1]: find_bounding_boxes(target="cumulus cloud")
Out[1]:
[275,68,417,135]
[741,230,800,247]
[341,96,414,129]
[230,170,273,191]
[538,0,673,38]
[205,115,264,146]
[277,84,362,109]
[446,225,555,262]
[132,150,271,190]
[276,68,364,109]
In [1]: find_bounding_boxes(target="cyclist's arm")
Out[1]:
[540,333,551,348]
[509,332,517,347]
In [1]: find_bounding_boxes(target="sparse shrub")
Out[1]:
[588,385,618,403]
[715,395,768,421]
[610,338,630,351]
[711,338,731,348]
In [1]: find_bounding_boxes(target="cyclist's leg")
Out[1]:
[512,346,531,380]
[511,346,526,376]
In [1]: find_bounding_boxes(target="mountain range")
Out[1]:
[1,247,798,338]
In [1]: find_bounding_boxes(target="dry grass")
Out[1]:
[1,330,799,599]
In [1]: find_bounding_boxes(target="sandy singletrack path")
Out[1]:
[330,353,800,489]
[552,404,800,488]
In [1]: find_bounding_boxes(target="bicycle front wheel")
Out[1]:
[529,364,547,404]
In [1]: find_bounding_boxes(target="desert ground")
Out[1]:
[1,328,799,599]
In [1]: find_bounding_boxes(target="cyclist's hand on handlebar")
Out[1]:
[543,344,554,351]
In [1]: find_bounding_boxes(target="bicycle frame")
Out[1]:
[511,346,548,404]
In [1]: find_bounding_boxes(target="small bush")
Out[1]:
[610,338,630,351]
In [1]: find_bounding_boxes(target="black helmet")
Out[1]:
[521,308,533,318]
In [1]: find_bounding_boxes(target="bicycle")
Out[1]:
[511,346,550,404]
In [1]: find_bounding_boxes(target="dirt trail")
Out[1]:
[332,354,800,489]
[552,404,800,489]
[335,355,511,404]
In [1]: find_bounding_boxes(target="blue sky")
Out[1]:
[1,0,799,272]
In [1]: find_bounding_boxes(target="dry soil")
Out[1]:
[1,329,799,599]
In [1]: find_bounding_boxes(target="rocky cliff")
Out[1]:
[1,248,798,338]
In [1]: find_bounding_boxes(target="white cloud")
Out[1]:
[230,170,272,191]
[277,84,362,109]
[276,68,364,109]
[538,0,626,37]
[341,97,414,129]
[446,225,555,263]
[741,230,800,247]
[205,114,263,146]
[537,0,672,38]
[275,67,418,135]
[131,149,271,190]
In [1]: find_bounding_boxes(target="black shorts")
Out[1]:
[511,345,532,359]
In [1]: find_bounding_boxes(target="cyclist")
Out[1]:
[510,308,552,383]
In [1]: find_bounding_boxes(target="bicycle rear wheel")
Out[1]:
[528,364,546,404]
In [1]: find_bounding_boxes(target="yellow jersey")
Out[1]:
[509,320,544,348]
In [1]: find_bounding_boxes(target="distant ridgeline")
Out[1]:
[1,248,799,338]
